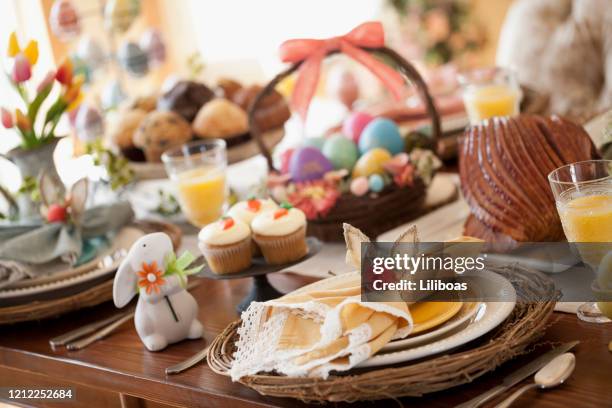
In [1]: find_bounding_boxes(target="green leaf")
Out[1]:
[28,83,53,127]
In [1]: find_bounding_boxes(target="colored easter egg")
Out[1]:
[368,174,385,193]
[359,118,404,155]
[75,104,104,142]
[49,0,81,41]
[352,148,392,178]
[289,147,333,182]
[118,42,149,77]
[70,55,92,84]
[101,80,127,110]
[327,67,359,109]
[76,36,106,70]
[105,0,141,33]
[302,137,325,150]
[140,29,166,66]
[350,177,369,196]
[342,112,374,144]
[322,134,358,171]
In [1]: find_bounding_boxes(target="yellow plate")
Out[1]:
[408,301,463,334]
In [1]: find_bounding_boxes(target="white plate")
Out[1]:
[381,301,482,352]
[127,180,186,224]
[358,270,516,367]
[0,227,145,306]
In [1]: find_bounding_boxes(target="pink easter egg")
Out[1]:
[49,0,81,41]
[140,29,166,66]
[342,112,374,144]
[350,177,369,196]
[289,147,333,182]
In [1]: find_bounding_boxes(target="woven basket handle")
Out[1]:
[247,46,441,171]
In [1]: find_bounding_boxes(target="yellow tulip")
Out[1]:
[71,73,85,89]
[7,32,20,57]
[67,92,83,111]
[15,108,31,131]
[23,40,38,65]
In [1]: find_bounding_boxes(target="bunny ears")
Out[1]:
[343,223,420,269]
[39,171,88,224]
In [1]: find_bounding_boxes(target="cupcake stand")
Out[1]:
[197,237,322,312]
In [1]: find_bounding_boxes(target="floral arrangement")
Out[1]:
[84,139,134,191]
[387,0,486,66]
[1,32,84,150]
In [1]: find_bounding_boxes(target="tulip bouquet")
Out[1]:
[1,32,84,150]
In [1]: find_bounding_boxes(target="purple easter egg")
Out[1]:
[289,147,333,182]
[342,112,374,144]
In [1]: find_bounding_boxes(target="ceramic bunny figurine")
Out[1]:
[113,232,203,351]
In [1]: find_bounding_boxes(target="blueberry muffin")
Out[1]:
[133,111,192,162]
[108,108,147,161]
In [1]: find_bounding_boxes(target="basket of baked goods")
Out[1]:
[106,78,290,179]
[249,22,443,242]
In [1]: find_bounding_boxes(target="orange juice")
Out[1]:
[558,194,612,243]
[176,166,226,227]
[463,85,520,123]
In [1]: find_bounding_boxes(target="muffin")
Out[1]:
[252,205,308,265]
[216,78,243,100]
[232,85,291,131]
[133,111,192,162]
[192,98,249,138]
[228,198,278,226]
[128,94,158,112]
[157,80,215,122]
[108,109,147,161]
[198,216,252,274]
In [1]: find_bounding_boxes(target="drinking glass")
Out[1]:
[162,140,227,228]
[548,160,612,323]
[458,67,522,125]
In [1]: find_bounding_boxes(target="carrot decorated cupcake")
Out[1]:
[251,203,308,265]
[227,197,278,226]
[198,216,252,274]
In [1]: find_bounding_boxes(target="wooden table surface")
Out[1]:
[0,273,610,408]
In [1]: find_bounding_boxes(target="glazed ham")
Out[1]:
[459,115,599,242]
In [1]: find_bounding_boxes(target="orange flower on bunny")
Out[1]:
[137,261,166,295]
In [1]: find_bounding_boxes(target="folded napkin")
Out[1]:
[231,272,412,380]
[0,201,134,287]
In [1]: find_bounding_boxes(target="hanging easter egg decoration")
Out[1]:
[101,80,127,110]
[118,42,149,77]
[359,118,404,155]
[140,29,166,67]
[289,147,333,182]
[70,55,92,84]
[76,36,106,71]
[342,111,374,144]
[49,0,81,41]
[105,0,141,33]
[326,66,359,109]
[322,134,359,171]
[352,148,392,178]
[75,104,104,142]
[302,136,326,151]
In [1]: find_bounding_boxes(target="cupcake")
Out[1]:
[228,197,278,226]
[251,204,308,265]
[198,217,252,274]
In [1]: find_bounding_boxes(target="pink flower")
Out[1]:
[287,179,340,220]
[37,70,56,93]
[11,53,31,83]
[393,163,415,188]
[1,107,13,128]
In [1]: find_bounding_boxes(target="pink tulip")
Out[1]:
[37,70,56,93]
[1,107,13,128]
[11,53,31,83]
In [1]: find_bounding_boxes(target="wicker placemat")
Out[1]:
[208,265,559,402]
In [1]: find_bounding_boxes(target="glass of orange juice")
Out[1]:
[549,160,612,323]
[162,140,227,228]
[458,67,522,125]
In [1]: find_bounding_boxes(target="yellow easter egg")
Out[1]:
[352,148,392,178]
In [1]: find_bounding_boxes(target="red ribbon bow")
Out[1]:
[279,21,405,121]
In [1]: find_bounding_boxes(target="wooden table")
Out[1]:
[0,273,610,408]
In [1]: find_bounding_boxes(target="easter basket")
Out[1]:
[248,23,441,241]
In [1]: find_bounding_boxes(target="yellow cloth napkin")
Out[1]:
[230,272,412,379]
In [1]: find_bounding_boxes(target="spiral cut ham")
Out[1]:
[459,115,599,242]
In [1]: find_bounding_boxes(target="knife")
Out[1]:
[455,341,579,408]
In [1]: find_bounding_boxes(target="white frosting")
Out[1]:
[228,199,278,225]
[198,217,251,245]
[251,207,306,236]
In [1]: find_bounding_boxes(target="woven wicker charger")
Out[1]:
[0,220,181,325]
[208,265,558,403]
[248,47,441,241]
